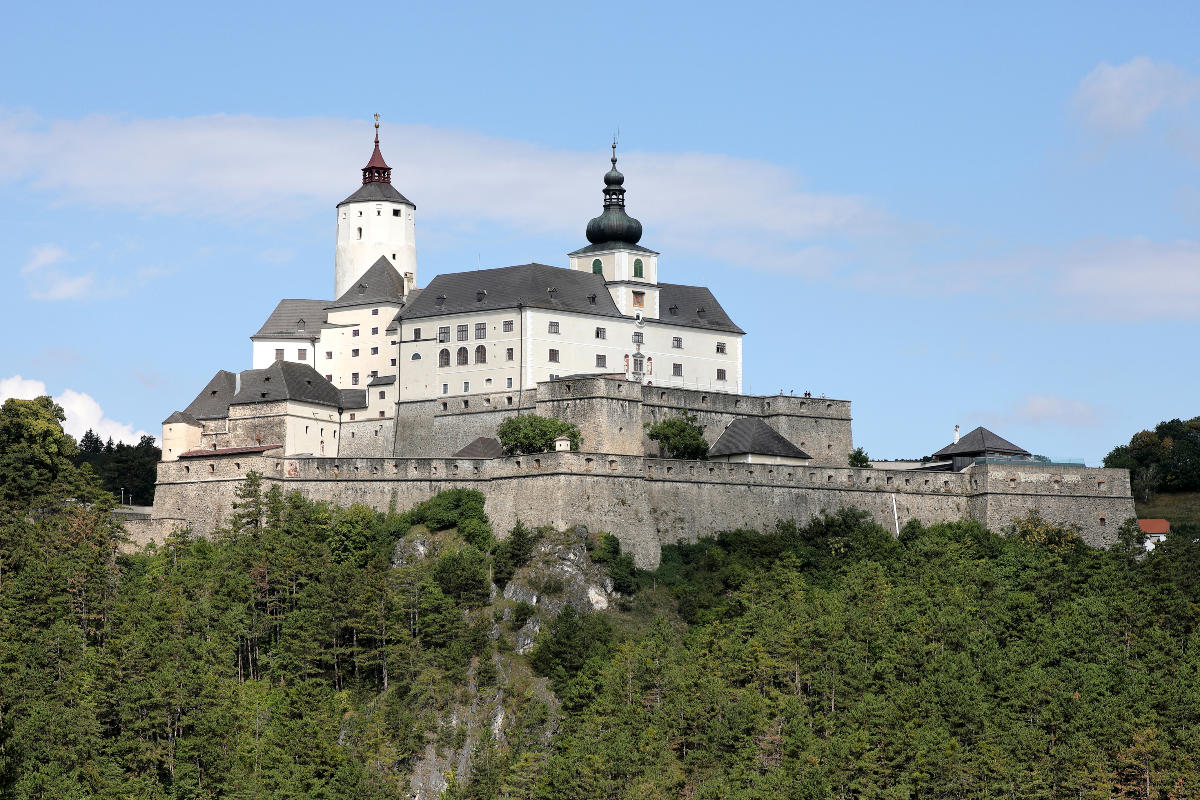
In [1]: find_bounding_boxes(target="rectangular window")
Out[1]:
[371,326,379,335]
[349,413,356,420]
[379,411,385,418]
[393,209,401,217]
[351,373,360,386]
[413,327,422,340]
[274,348,284,361]
[503,319,514,332]
[672,363,683,377]
[463,381,470,392]
[351,348,360,357]
[549,348,560,363]
[370,370,378,377]
[596,354,607,368]
[716,341,727,354]
[297,348,307,360]
[632,291,645,308]
[378,390,386,399]
[506,377,513,388]
[672,336,683,349]
[475,322,486,339]
[717,368,727,381]
[632,331,644,344]
[326,351,332,359]
[438,326,450,343]
[505,347,514,361]
[442,383,448,395]
[595,327,606,339]
[548,321,560,334]
[372,308,379,315]
[326,374,333,381]
[457,324,469,341]
[370,346,379,355]
[390,358,397,366]
[352,329,360,337]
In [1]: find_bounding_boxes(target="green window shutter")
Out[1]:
[633,258,644,278]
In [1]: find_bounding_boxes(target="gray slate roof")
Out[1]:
[931,426,1030,458]
[184,370,238,420]
[251,299,332,340]
[368,375,396,386]
[232,361,343,408]
[657,283,744,334]
[337,181,414,208]
[328,256,408,309]
[569,241,659,256]
[339,389,367,409]
[454,437,506,459]
[397,262,743,333]
[708,417,810,459]
[162,410,200,426]
[400,263,625,320]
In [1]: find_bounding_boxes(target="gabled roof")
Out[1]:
[339,389,367,409]
[368,375,396,386]
[178,444,282,459]
[708,418,810,459]
[251,299,332,340]
[657,283,744,334]
[1138,519,1170,535]
[232,361,343,408]
[399,263,625,320]
[328,256,408,309]
[337,181,413,207]
[931,426,1030,458]
[162,410,200,426]
[454,437,506,459]
[184,370,238,420]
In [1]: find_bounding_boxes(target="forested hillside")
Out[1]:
[3,395,1200,798]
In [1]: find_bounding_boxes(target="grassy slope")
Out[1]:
[1135,491,1200,528]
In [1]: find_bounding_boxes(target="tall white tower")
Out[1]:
[334,116,417,299]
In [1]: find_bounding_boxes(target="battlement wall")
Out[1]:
[149,451,1134,568]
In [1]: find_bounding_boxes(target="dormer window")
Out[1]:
[476,290,487,302]
[296,318,305,331]
[547,287,559,299]
[696,306,707,316]
[435,295,446,307]
[588,293,597,304]
[669,304,679,315]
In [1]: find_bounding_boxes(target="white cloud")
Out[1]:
[0,112,884,276]
[19,243,96,300]
[0,375,150,444]
[1073,57,1199,135]
[21,243,68,274]
[1002,394,1101,428]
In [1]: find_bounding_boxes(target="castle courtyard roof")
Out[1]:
[708,417,810,459]
[184,370,239,420]
[454,437,506,459]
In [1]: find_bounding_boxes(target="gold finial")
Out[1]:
[374,112,380,130]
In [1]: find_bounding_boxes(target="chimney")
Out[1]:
[953,424,960,444]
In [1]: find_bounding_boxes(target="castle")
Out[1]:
[137,122,1135,567]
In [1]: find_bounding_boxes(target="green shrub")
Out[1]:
[644,413,709,460]
[432,545,491,605]
[591,533,637,594]
[458,516,494,551]
[511,601,537,630]
[406,488,487,531]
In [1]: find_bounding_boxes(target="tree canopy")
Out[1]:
[496,415,582,454]
[645,413,709,459]
[1104,416,1200,500]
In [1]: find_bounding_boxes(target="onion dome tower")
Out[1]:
[569,142,661,317]
[334,115,418,299]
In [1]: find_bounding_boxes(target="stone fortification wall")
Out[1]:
[340,417,396,456]
[148,450,1131,569]
[535,377,646,455]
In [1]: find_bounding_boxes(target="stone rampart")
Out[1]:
[147,451,1134,569]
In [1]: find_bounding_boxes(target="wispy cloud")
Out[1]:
[1072,56,1200,135]
[0,112,886,277]
[0,374,150,444]
[997,394,1102,429]
[20,243,95,300]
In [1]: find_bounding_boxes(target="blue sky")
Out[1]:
[2,1,1198,464]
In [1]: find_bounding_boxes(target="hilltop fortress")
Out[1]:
[138,123,1134,567]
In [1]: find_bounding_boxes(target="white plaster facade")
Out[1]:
[335,198,416,299]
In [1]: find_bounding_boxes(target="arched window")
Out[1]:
[457,347,469,366]
[633,258,644,278]
[592,258,603,275]
[438,348,450,367]
[475,345,487,364]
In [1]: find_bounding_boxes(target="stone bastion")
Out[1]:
[134,450,1135,570]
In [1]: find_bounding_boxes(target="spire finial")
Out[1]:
[374,113,380,143]
[362,115,391,184]
[611,130,619,167]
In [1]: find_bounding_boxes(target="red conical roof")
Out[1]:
[362,116,392,184]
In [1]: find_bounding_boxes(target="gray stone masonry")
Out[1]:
[145,450,1135,570]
